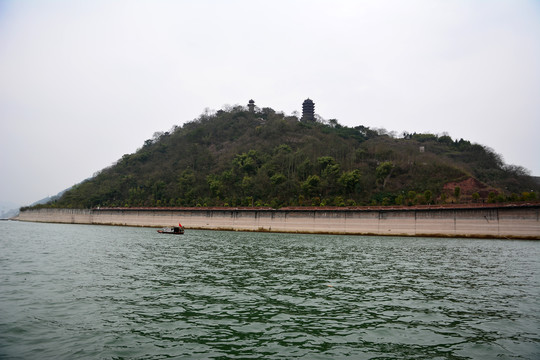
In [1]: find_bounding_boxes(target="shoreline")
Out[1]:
[16,203,540,239]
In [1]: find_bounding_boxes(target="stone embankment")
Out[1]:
[16,203,540,239]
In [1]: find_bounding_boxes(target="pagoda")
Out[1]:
[301,98,315,122]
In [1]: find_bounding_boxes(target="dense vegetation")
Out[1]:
[27,105,539,210]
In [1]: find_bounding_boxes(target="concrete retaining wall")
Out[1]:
[17,205,540,239]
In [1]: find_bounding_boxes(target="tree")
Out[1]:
[424,190,433,204]
[454,186,461,202]
[440,192,447,203]
[270,173,286,186]
[302,175,321,198]
[438,135,453,145]
[207,175,223,197]
[233,151,259,175]
[241,176,254,196]
[522,192,537,201]
[338,170,362,194]
[376,161,394,188]
[317,156,337,171]
[407,191,417,205]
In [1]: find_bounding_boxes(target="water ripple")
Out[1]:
[0,222,539,359]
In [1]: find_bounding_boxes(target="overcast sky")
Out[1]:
[1,0,539,207]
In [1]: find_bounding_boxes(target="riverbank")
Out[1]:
[16,203,540,239]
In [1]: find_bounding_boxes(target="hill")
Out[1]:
[26,103,539,210]
[1,201,20,219]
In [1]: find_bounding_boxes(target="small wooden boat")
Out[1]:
[157,223,184,235]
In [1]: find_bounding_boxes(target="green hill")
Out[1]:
[28,104,539,209]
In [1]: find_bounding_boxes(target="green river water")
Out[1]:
[0,221,538,359]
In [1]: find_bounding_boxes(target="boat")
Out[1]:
[157,223,184,235]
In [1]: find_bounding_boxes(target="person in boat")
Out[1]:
[158,222,184,234]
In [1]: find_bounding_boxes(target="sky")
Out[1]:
[1,0,539,207]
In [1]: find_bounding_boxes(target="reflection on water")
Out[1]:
[0,221,539,359]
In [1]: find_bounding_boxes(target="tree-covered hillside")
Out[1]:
[28,104,539,209]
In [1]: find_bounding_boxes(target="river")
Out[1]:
[0,221,538,359]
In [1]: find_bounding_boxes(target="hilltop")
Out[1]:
[26,102,539,210]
